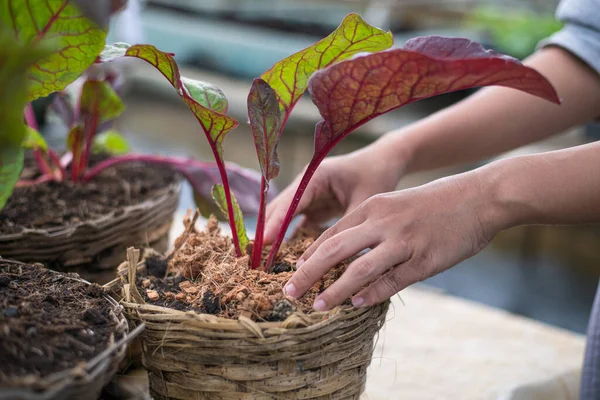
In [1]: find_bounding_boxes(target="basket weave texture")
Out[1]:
[0,181,180,270]
[0,259,131,400]
[113,249,389,400]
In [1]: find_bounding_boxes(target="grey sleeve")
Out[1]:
[538,0,600,74]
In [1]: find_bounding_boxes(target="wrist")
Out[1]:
[472,158,536,232]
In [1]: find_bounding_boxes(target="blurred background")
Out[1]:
[48,0,600,334]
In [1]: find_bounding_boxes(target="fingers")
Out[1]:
[297,208,367,264]
[353,260,425,307]
[283,224,376,299]
[312,242,410,311]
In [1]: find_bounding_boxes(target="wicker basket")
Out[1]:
[0,259,143,400]
[0,180,180,274]
[110,248,389,399]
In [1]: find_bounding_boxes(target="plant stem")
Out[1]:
[265,154,324,271]
[47,149,66,180]
[24,103,38,130]
[77,94,100,181]
[251,177,267,269]
[33,149,54,177]
[81,154,216,182]
[212,149,243,257]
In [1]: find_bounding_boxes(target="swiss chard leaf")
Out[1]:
[100,43,238,155]
[0,25,48,210]
[248,79,282,181]
[23,126,48,151]
[1,0,107,102]
[308,36,560,153]
[260,13,393,120]
[100,42,246,256]
[92,130,129,155]
[80,79,125,124]
[212,184,249,254]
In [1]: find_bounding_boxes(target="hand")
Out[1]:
[264,145,404,243]
[283,170,506,311]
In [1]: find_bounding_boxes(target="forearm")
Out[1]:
[369,47,600,174]
[482,141,600,230]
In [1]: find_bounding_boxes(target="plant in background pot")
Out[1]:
[0,0,265,280]
[106,13,560,399]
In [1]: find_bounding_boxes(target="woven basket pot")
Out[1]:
[109,249,389,400]
[0,259,141,400]
[0,180,180,275]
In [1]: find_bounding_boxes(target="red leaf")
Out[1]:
[308,36,560,153]
[248,79,282,181]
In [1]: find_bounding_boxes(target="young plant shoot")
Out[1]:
[0,0,266,247]
[1,2,561,275]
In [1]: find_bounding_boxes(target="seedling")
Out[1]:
[1,3,560,271]
[0,0,265,223]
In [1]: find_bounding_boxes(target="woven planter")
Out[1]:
[0,180,180,274]
[0,259,142,400]
[109,249,389,399]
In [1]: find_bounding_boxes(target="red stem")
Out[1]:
[24,103,38,130]
[78,96,100,180]
[265,154,325,271]
[81,153,216,182]
[33,149,53,177]
[251,177,267,269]
[47,149,66,181]
[212,149,243,257]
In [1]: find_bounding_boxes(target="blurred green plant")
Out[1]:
[467,6,563,60]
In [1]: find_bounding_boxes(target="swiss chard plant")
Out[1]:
[0,0,266,228]
[100,14,560,271]
[1,3,560,272]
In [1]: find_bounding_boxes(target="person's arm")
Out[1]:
[369,47,600,175]
[285,140,600,310]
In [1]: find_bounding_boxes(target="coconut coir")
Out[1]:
[137,216,353,321]
[0,262,122,382]
[0,152,177,234]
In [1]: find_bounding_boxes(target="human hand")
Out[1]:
[283,169,508,311]
[264,145,404,243]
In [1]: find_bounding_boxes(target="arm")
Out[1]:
[370,47,600,175]
[285,140,600,310]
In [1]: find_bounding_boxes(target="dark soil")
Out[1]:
[135,216,353,322]
[0,152,178,234]
[0,262,123,382]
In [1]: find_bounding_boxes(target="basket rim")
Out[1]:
[0,258,141,397]
[0,178,181,241]
[109,248,388,337]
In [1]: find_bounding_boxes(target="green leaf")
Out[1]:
[0,149,25,210]
[92,130,130,155]
[100,43,238,156]
[212,184,249,255]
[182,77,228,113]
[23,126,48,151]
[1,0,108,102]
[67,125,84,157]
[260,13,393,117]
[248,78,282,181]
[0,25,48,210]
[80,80,125,123]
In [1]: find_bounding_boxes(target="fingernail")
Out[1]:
[352,297,365,308]
[313,298,327,311]
[296,259,305,269]
[283,283,297,298]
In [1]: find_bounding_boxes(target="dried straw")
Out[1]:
[0,182,180,270]
[110,249,389,399]
[0,259,138,400]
